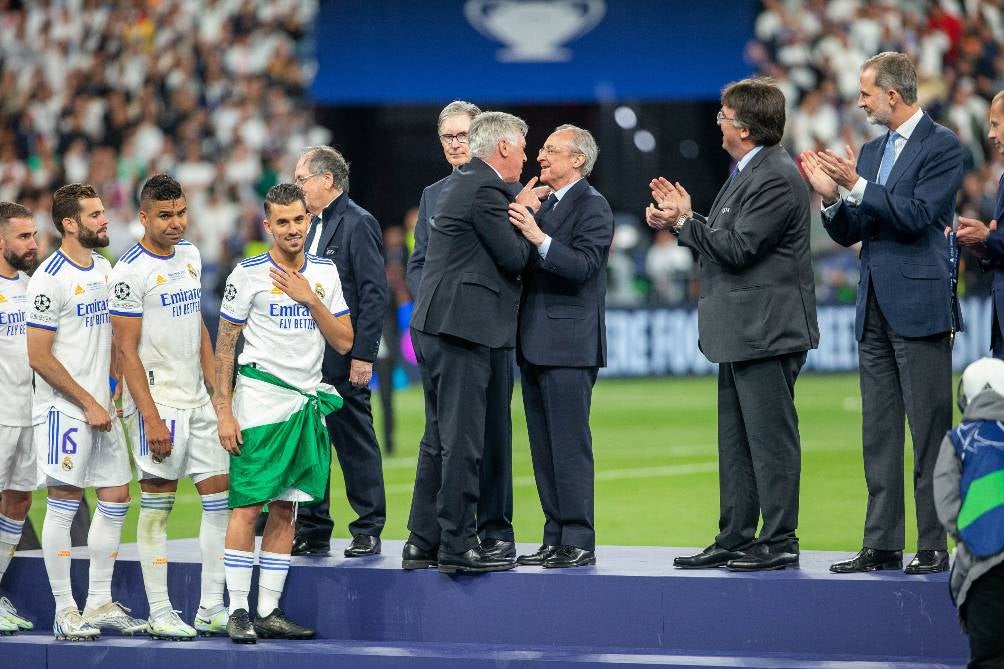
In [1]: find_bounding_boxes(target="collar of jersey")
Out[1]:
[57,250,94,271]
[0,272,19,281]
[268,250,307,273]
[138,241,175,260]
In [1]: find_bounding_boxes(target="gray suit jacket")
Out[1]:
[679,144,819,363]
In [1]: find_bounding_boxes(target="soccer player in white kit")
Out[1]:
[110,175,230,640]
[26,184,146,641]
[214,184,353,643]
[0,202,40,634]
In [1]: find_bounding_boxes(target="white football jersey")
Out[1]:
[0,272,31,426]
[109,240,208,411]
[219,252,350,391]
[27,250,113,424]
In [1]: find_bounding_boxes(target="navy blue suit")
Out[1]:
[518,178,612,551]
[297,193,389,542]
[824,112,963,552]
[977,173,1004,357]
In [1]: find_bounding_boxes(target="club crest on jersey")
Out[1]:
[113,282,130,299]
[187,263,198,280]
[156,275,167,285]
[314,283,325,299]
[61,456,73,471]
[34,295,51,312]
[74,284,85,295]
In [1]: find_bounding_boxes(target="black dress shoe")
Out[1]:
[291,536,330,557]
[402,542,438,570]
[253,608,315,640]
[543,546,596,569]
[480,538,516,560]
[904,550,949,575]
[829,548,903,573]
[344,534,381,558]
[437,547,515,574]
[726,546,799,571]
[673,543,747,569]
[226,609,257,644]
[516,544,558,566]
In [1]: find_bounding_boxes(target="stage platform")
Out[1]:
[0,540,970,668]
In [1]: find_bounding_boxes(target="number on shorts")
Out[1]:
[61,427,78,455]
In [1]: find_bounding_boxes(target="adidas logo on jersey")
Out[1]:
[74,284,85,295]
[156,275,167,285]
[271,287,283,294]
[0,294,6,303]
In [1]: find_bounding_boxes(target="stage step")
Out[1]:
[0,634,967,669]
[1,540,969,665]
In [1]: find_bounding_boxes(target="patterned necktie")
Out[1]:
[305,215,322,254]
[877,131,900,186]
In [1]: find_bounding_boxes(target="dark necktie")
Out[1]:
[305,215,322,254]
[538,193,559,219]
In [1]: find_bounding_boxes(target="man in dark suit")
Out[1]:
[507,125,613,569]
[406,111,532,573]
[802,52,964,575]
[404,101,518,567]
[291,146,389,558]
[647,78,819,571]
[955,91,1004,357]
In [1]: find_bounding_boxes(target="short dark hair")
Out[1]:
[140,173,185,209]
[721,78,786,146]
[300,146,350,193]
[51,183,99,236]
[0,202,33,233]
[862,52,918,105]
[264,183,307,216]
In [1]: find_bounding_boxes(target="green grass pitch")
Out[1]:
[28,371,945,552]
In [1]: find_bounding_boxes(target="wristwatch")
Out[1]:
[672,211,692,235]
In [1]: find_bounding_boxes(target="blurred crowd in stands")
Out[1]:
[1,0,1002,308]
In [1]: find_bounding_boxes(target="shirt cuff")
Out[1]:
[537,235,552,260]
[845,177,867,205]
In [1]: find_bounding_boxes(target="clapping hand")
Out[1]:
[799,151,840,204]
[814,145,859,191]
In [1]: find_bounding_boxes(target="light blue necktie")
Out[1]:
[876,131,900,186]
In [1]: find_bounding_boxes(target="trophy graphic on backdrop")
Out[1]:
[464,0,606,62]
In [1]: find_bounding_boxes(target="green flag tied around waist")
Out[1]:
[228,364,343,509]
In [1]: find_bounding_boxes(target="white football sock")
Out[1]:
[42,498,79,612]
[137,492,174,616]
[0,513,24,583]
[198,492,230,611]
[84,500,129,611]
[257,551,290,617]
[223,549,254,615]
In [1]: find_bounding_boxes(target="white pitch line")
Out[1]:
[384,461,718,495]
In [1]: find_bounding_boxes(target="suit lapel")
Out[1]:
[708,146,773,228]
[542,179,588,234]
[317,194,347,253]
[883,114,931,191]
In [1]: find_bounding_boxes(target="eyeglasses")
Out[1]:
[716,110,741,126]
[294,172,322,185]
[439,132,469,146]
[538,145,583,157]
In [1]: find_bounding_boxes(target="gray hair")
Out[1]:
[862,52,918,105]
[468,111,528,159]
[438,100,481,132]
[300,145,350,193]
[554,124,598,177]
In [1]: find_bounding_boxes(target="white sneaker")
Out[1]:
[193,604,228,636]
[0,612,16,635]
[0,596,33,630]
[53,607,100,641]
[148,608,197,640]
[81,601,148,635]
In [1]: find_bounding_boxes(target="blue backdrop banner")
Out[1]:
[312,1,757,104]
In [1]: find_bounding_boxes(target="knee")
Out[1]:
[2,491,32,518]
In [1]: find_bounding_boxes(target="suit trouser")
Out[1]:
[408,327,513,548]
[714,350,805,553]
[521,363,598,551]
[407,331,512,554]
[295,377,387,540]
[859,287,950,551]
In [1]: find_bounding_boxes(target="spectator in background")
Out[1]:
[645,229,694,305]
